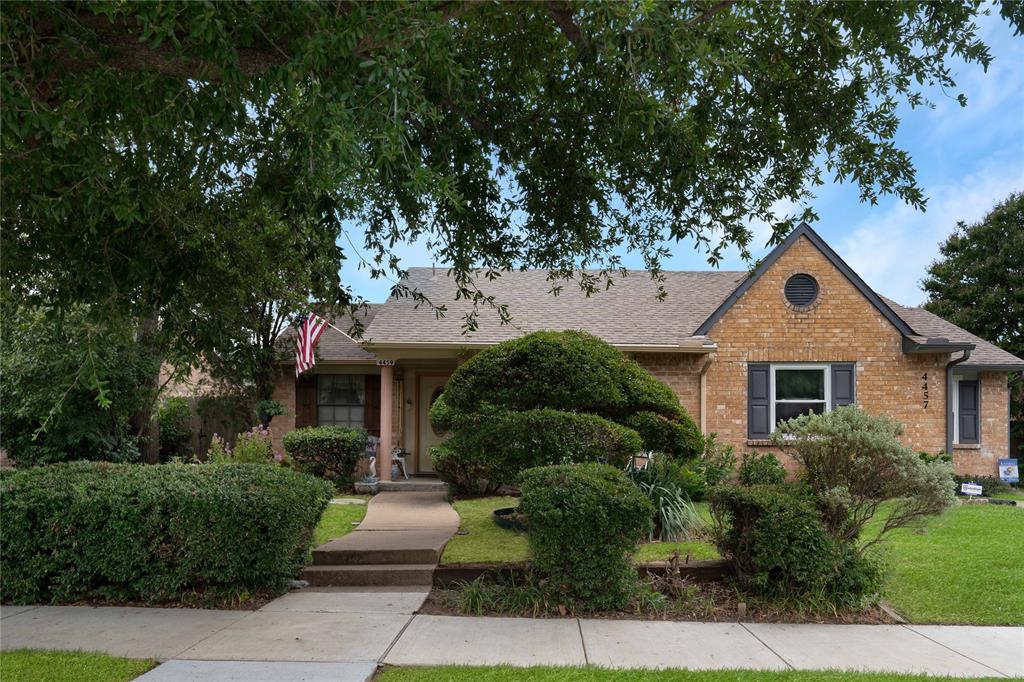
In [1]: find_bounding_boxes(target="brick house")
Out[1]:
[271,224,1023,479]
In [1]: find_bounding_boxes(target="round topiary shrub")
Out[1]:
[283,426,366,485]
[519,463,653,611]
[431,331,702,492]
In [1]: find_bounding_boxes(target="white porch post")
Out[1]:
[378,363,394,481]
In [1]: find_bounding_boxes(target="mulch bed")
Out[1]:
[419,579,896,625]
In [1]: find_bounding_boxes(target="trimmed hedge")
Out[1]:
[432,408,642,494]
[283,426,366,485]
[520,463,653,611]
[430,331,702,492]
[0,462,333,604]
[708,484,878,604]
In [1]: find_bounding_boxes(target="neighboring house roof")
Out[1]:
[279,305,379,364]
[883,299,1024,369]
[363,267,746,348]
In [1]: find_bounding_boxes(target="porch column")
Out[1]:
[378,363,394,481]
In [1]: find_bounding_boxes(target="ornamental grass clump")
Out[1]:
[519,463,653,612]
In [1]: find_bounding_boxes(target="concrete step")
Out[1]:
[377,479,449,493]
[300,564,436,587]
[312,546,440,566]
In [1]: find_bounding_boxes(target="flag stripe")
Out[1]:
[295,313,329,377]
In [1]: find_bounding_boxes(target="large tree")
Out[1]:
[922,193,1024,452]
[3,1,1022,377]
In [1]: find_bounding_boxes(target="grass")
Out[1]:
[313,497,369,545]
[990,489,1024,501]
[442,497,530,564]
[0,650,155,682]
[867,502,1023,625]
[379,666,1006,681]
[442,497,719,564]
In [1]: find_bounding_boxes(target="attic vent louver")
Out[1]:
[785,274,818,307]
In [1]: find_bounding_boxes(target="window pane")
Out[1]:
[775,401,825,423]
[318,406,335,425]
[318,375,366,406]
[349,407,364,426]
[776,369,825,400]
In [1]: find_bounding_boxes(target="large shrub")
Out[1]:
[0,302,160,466]
[519,463,653,611]
[431,407,642,493]
[0,462,332,604]
[737,451,787,486]
[157,397,193,461]
[431,331,702,492]
[708,484,879,604]
[283,426,366,485]
[772,407,955,548]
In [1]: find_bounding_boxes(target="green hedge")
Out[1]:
[0,462,333,604]
[708,484,878,604]
[282,426,366,485]
[520,463,653,611]
[737,451,787,486]
[620,410,703,460]
[432,408,642,493]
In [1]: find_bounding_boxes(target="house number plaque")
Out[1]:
[376,359,396,367]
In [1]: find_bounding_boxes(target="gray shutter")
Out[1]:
[831,363,856,409]
[748,363,771,439]
[958,380,979,444]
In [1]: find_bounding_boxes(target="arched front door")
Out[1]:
[416,373,450,473]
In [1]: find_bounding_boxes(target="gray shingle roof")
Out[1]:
[363,268,747,347]
[278,306,379,363]
[883,298,1024,369]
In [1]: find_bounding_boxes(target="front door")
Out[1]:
[416,374,450,473]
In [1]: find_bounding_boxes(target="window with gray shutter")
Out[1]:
[958,380,979,444]
[831,363,856,409]
[748,364,771,439]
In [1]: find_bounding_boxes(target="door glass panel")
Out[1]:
[775,369,825,400]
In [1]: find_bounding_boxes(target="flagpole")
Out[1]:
[323,320,363,346]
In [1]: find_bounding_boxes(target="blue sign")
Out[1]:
[998,459,1019,484]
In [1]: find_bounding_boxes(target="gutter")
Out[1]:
[945,349,972,455]
[699,354,716,434]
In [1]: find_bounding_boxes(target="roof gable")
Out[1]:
[694,223,915,337]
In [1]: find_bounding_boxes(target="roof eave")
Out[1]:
[902,337,976,354]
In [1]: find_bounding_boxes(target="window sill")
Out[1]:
[746,439,775,447]
[953,443,981,450]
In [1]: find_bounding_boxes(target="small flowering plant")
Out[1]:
[206,428,288,466]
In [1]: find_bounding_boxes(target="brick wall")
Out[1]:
[634,353,705,427]
[269,369,296,455]
[953,372,1011,475]
[701,235,954,470]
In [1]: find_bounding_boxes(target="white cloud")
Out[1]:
[838,154,1024,306]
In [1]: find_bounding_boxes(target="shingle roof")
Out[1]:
[883,299,1024,369]
[278,306,379,363]
[363,268,747,347]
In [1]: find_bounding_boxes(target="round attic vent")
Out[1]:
[784,274,819,307]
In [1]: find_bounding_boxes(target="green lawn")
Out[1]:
[868,502,1023,625]
[441,497,719,564]
[313,497,369,546]
[0,650,155,682]
[379,666,1005,682]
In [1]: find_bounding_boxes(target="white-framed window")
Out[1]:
[770,364,831,430]
[317,374,365,429]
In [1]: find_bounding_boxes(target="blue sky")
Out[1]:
[342,11,1023,307]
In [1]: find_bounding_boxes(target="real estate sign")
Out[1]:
[998,459,1019,484]
[960,482,983,496]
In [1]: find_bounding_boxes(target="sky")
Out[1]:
[341,10,1024,307]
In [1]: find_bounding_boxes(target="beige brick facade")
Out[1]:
[269,368,296,455]
[638,235,1012,475]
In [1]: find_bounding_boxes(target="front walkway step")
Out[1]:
[378,479,449,493]
[313,530,451,566]
[300,564,436,587]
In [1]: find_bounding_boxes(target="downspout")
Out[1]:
[699,354,715,435]
[945,349,972,455]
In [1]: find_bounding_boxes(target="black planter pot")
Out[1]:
[493,507,527,532]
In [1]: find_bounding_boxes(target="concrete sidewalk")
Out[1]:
[2,595,1022,679]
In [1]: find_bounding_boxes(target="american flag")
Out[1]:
[295,313,329,377]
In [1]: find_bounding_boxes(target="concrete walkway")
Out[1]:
[2,595,1022,679]
[301,491,460,587]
